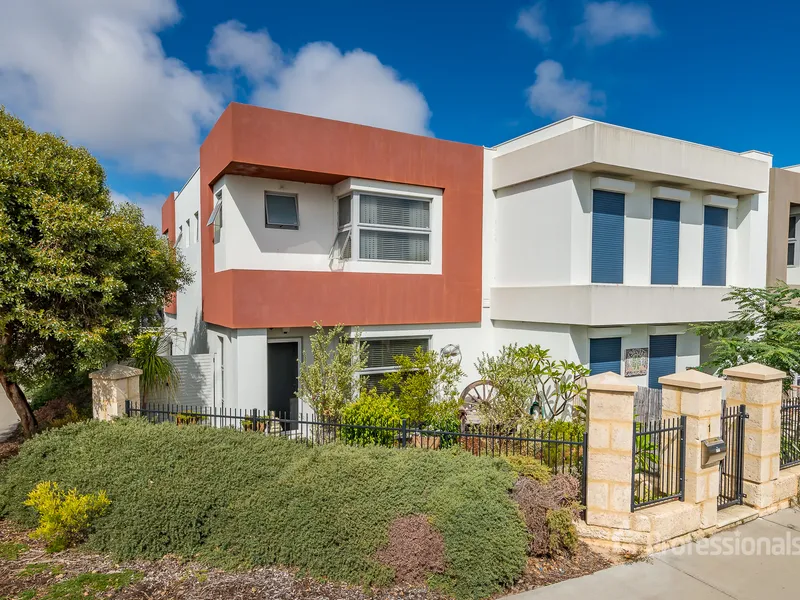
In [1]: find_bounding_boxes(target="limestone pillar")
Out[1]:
[585,372,637,529]
[723,363,785,509]
[659,370,724,528]
[89,364,143,421]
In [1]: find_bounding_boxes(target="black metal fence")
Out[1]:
[719,404,746,509]
[781,396,800,469]
[125,402,588,480]
[631,416,686,511]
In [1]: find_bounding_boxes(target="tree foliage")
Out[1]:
[691,284,800,386]
[380,346,464,426]
[475,344,589,427]
[0,108,191,435]
[297,323,367,420]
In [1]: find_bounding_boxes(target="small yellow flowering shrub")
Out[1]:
[23,482,111,551]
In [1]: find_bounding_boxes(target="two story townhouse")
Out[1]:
[485,117,772,389]
[162,103,773,414]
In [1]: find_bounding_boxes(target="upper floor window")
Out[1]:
[789,215,798,268]
[265,192,299,229]
[333,192,431,263]
[702,206,728,286]
[591,190,625,284]
[651,198,680,285]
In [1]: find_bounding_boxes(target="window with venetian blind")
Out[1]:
[360,337,430,391]
[332,192,431,263]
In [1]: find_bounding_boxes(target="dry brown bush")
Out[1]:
[512,474,581,556]
[374,515,447,584]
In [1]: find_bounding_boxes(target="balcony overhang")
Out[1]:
[490,285,734,326]
[492,122,770,195]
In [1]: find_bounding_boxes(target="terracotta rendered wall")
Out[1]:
[198,103,484,329]
[161,192,177,315]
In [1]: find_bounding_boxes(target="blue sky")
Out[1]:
[2,1,799,226]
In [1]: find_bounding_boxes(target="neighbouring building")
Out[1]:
[162,103,774,413]
[766,165,800,286]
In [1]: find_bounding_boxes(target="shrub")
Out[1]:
[298,323,367,420]
[545,507,578,554]
[475,345,589,427]
[380,347,464,426]
[422,400,462,448]
[0,419,528,599]
[511,474,581,557]
[130,330,180,403]
[502,456,552,483]
[340,388,404,447]
[23,481,111,551]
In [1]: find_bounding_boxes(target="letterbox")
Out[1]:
[701,437,727,468]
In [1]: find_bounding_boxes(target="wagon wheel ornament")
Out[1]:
[459,380,499,426]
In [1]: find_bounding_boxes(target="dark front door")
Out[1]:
[267,342,298,419]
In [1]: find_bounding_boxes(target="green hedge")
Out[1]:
[0,419,528,599]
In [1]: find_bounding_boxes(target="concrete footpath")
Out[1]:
[505,507,800,600]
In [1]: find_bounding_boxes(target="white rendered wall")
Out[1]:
[492,322,700,388]
[492,117,593,155]
[493,170,762,289]
[494,171,575,286]
[168,168,205,354]
[213,175,443,276]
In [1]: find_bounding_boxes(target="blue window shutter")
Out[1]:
[648,335,677,389]
[590,337,622,375]
[592,190,625,284]
[702,206,728,286]
[651,199,680,285]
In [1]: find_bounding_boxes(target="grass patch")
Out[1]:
[0,541,28,560]
[0,419,528,599]
[18,562,64,578]
[41,571,141,599]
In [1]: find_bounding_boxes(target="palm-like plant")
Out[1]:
[130,330,179,405]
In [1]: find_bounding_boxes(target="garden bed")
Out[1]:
[0,419,612,599]
[0,520,612,600]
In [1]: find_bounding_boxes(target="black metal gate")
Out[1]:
[718,404,747,510]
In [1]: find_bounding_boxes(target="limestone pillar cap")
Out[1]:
[89,364,143,381]
[659,369,724,390]
[586,371,638,393]
[722,363,786,382]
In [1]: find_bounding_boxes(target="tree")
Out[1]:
[297,323,367,420]
[0,109,192,437]
[691,284,800,388]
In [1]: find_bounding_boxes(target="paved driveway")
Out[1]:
[505,508,800,600]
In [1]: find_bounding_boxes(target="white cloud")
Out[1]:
[111,191,165,229]
[0,5,432,182]
[576,2,658,45]
[208,20,282,81]
[211,23,432,136]
[0,0,224,178]
[515,3,551,45]
[526,60,605,119]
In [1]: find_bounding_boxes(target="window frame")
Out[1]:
[332,191,432,264]
[331,194,353,261]
[264,191,300,230]
[789,214,798,268]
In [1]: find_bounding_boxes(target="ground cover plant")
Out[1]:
[0,419,528,600]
